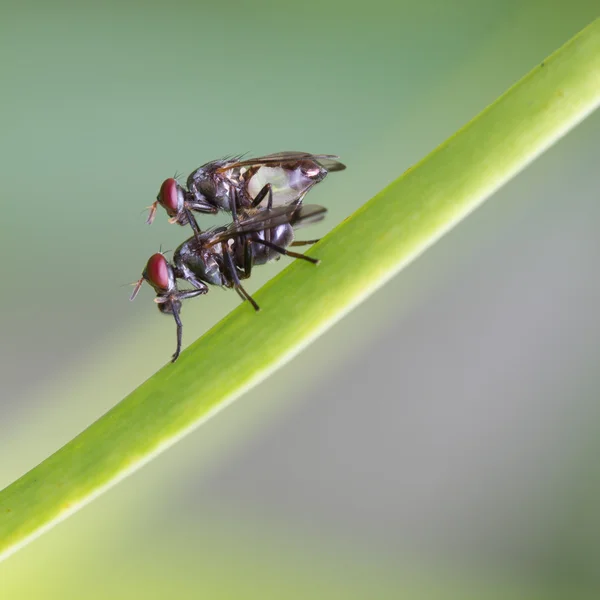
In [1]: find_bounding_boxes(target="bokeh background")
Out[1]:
[1,1,599,598]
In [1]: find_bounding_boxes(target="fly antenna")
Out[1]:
[129,277,144,301]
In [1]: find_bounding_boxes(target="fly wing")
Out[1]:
[306,154,346,172]
[288,203,329,228]
[206,204,327,245]
[175,225,228,253]
[215,152,346,173]
[195,154,247,171]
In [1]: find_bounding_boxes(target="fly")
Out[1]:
[146,151,344,234]
[131,204,326,362]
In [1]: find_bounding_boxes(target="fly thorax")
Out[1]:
[190,174,222,208]
[211,175,234,210]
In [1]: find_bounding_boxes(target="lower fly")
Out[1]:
[131,204,326,362]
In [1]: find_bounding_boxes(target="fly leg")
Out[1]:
[187,201,218,216]
[290,239,321,246]
[170,302,184,363]
[183,208,201,237]
[230,188,239,223]
[177,288,208,300]
[243,237,254,279]
[221,243,260,311]
[251,238,320,265]
[250,183,273,210]
[157,288,207,363]
[172,288,207,361]
[174,264,210,294]
[184,275,209,293]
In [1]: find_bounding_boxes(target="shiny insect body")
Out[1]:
[132,204,326,362]
[147,151,344,233]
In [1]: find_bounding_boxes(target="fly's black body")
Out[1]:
[147,151,345,233]
[131,204,326,362]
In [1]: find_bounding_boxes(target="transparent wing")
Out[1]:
[206,204,327,245]
[194,225,229,242]
[215,152,346,173]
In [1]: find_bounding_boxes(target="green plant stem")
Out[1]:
[1,19,599,563]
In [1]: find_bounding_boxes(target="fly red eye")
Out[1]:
[158,178,181,215]
[144,253,170,291]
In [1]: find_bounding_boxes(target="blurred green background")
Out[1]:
[1,1,599,598]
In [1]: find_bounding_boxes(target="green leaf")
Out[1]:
[1,19,599,563]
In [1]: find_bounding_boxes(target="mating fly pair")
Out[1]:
[131,152,346,362]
